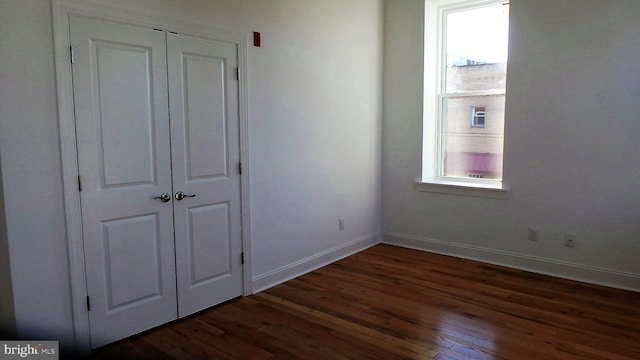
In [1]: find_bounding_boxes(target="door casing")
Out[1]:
[52,0,252,354]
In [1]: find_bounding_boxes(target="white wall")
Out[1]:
[0,0,75,343]
[0,156,16,338]
[382,0,640,290]
[0,0,382,346]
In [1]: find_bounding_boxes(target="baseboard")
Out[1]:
[382,232,640,293]
[252,233,380,293]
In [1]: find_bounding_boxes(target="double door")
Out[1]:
[70,16,243,348]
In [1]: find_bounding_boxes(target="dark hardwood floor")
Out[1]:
[86,244,640,359]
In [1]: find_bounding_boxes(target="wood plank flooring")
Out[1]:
[86,244,640,359]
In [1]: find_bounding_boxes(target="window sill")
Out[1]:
[415,180,509,199]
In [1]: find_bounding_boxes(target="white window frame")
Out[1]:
[417,0,509,199]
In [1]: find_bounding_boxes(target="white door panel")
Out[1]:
[181,54,228,179]
[102,214,165,310]
[70,16,176,348]
[70,17,243,347]
[167,33,243,317]
[186,203,231,285]
[95,44,157,187]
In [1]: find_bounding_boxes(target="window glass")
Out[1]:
[438,2,509,182]
[472,106,486,127]
[444,4,509,93]
[441,95,505,179]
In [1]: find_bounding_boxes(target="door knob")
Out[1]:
[175,191,196,201]
[154,193,171,203]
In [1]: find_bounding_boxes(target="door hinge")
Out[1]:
[86,296,91,312]
[70,46,75,64]
[241,252,245,265]
[78,175,82,192]
[238,162,242,175]
[236,68,239,81]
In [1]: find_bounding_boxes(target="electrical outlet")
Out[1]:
[528,228,539,242]
[564,233,576,248]
[338,218,345,231]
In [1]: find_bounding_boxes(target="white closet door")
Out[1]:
[70,16,177,348]
[167,33,243,317]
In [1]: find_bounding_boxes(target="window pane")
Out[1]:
[446,63,507,93]
[445,4,509,93]
[441,94,504,179]
[472,106,486,127]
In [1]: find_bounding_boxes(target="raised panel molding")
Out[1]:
[187,203,231,287]
[95,43,156,187]
[102,215,162,311]
[182,54,228,181]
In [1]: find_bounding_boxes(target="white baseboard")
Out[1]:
[251,233,380,293]
[382,232,640,293]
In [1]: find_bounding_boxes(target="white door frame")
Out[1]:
[52,0,252,354]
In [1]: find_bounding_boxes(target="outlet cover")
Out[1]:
[564,233,576,247]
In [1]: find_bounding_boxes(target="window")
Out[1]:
[420,0,509,195]
[471,106,485,127]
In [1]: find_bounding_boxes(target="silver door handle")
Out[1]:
[154,193,171,203]
[175,191,196,201]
